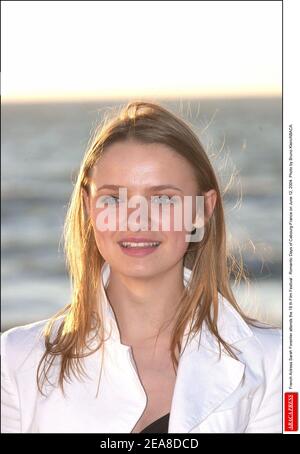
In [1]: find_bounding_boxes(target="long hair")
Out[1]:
[37,100,257,395]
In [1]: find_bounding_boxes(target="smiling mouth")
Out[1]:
[118,241,161,249]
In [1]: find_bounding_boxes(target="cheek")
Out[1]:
[152,203,191,232]
[89,207,115,254]
[164,230,190,256]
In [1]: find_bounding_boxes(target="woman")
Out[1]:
[1,101,282,433]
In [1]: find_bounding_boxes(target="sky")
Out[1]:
[1,1,282,102]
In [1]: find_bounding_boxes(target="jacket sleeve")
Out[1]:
[245,330,282,433]
[1,330,22,433]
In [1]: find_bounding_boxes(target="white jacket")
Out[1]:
[1,263,282,433]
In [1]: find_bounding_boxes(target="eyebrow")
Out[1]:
[96,184,183,192]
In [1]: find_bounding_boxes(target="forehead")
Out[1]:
[90,141,198,191]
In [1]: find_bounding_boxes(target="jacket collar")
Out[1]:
[95,261,253,432]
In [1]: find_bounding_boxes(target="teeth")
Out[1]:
[120,241,160,248]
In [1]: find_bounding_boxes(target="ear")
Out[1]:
[82,187,90,218]
[204,189,217,223]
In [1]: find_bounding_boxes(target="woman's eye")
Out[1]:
[99,195,120,205]
[151,195,175,205]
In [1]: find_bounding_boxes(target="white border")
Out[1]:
[283,0,300,435]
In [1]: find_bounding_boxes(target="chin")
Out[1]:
[114,261,165,279]
[121,262,160,276]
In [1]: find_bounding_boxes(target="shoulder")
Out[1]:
[1,317,63,374]
[246,322,282,375]
[218,295,282,371]
[248,322,282,352]
[217,299,283,431]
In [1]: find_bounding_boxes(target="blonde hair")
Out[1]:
[37,100,256,395]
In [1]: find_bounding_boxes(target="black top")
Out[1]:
[140,413,170,433]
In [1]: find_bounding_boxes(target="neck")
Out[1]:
[105,261,185,348]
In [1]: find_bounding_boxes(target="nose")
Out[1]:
[119,196,153,232]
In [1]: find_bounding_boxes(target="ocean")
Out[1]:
[1,97,282,330]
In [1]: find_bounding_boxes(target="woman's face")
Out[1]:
[84,139,209,278]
